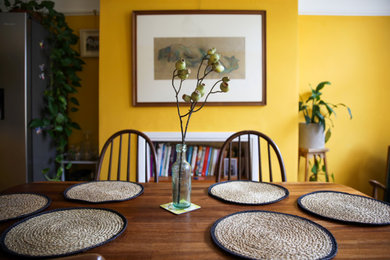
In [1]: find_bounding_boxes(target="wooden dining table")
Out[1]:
[0,181,389,259]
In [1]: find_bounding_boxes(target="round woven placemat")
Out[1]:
[208,180,289,205]
[0,193,51,222]
[211,210,337,260]
[0,207,127,258]
[64,181,144,203]
[298,191,390,225]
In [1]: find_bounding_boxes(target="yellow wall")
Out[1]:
[65,15,99,155]
[99,0,299,182]
[298,16,390,195]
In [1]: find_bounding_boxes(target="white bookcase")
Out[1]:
[137,132,260,182]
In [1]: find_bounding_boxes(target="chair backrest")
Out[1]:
[385,145,390,202]
[215,130,287,182]
[96,129,158,182]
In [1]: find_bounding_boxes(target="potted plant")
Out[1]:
[299,81,352,181]
[2,0,84,180]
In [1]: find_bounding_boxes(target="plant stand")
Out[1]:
[298,148,329,181]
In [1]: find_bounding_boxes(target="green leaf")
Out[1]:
[55,113,65,124]
[54,125,63,132]
[66,162,72,170]
[311,162,318,174]
[319,100,335,117]
[304,115,311,124]
[56,167,63,179]
[64,127,72,136]
[347,107,353,119]
[29,119,43,128]
[298,101,304,111]
[316,81,331,92]
[41,0,55,10]
[325,128,332,143]
[41,168,49,174]
[59,138,67,150]
[59,96,67,105]
[71,122,81,130]
[55,154,63,163]
[70,97,79,106]
[71,107,79,112]
[61,58,72,66]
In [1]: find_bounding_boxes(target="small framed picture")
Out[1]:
[223,158,238,177]
[80,29,99,57]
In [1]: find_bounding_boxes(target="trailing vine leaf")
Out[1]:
[2,0,85,181]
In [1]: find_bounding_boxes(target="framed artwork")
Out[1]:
[80,29,99,57]
[132,10,267,106]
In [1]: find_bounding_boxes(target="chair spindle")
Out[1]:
[247,134,252,180]
[117,135,123,181]
[228,142,232,180]
[268,143,273,182]
[107,141,114,180]
[127,133,131,181]
[258,137,262,182]
[238,136,241,180]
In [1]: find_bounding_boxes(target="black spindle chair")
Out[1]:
[96,129,158,182]
[369,145,390,202]
[215,130,286,182]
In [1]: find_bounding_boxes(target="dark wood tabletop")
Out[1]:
[1,181,389,259]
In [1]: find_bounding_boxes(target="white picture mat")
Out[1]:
[135,13,264,104]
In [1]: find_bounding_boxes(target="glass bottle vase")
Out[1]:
[172,144,192,208]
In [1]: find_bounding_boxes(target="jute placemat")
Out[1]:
[298,191,390,225]
[64,181,144,203]
[208,180,289,205]
[211,210,337,260]
[0,207,127,258]
[0,193,51,222]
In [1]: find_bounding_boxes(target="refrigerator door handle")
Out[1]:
[0,88,4,120]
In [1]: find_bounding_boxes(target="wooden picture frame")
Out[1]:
[80,29,99,57]
[132,10,267,106]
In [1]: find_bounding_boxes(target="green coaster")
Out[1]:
[160,202,201,215]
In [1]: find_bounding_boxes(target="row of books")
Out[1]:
[154,143,220,177]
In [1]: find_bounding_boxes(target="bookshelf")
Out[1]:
[137,132,260,182]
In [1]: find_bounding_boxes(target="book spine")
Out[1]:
[188,146,194,165]
[206,147,214,176]
[210,148,220,176]
[194,146,203,176]
[197,146,206,176]
[168,144,176,176]
[156,143,164,177]
[163,145,172,177]
[202,146,211,176]
[159,144,166,176]
[190,146,198,175]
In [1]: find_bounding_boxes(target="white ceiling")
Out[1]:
[2,0,389,16]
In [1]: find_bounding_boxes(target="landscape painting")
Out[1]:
[154,37,245,80]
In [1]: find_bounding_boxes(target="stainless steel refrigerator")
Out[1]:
[0,13,55,191]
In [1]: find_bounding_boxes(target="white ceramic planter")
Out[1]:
[299,123,325,149]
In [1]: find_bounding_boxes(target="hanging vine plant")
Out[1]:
[1,0,84,180]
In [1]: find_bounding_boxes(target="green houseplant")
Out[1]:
[2,0,84,180]
[299,81,352,181]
